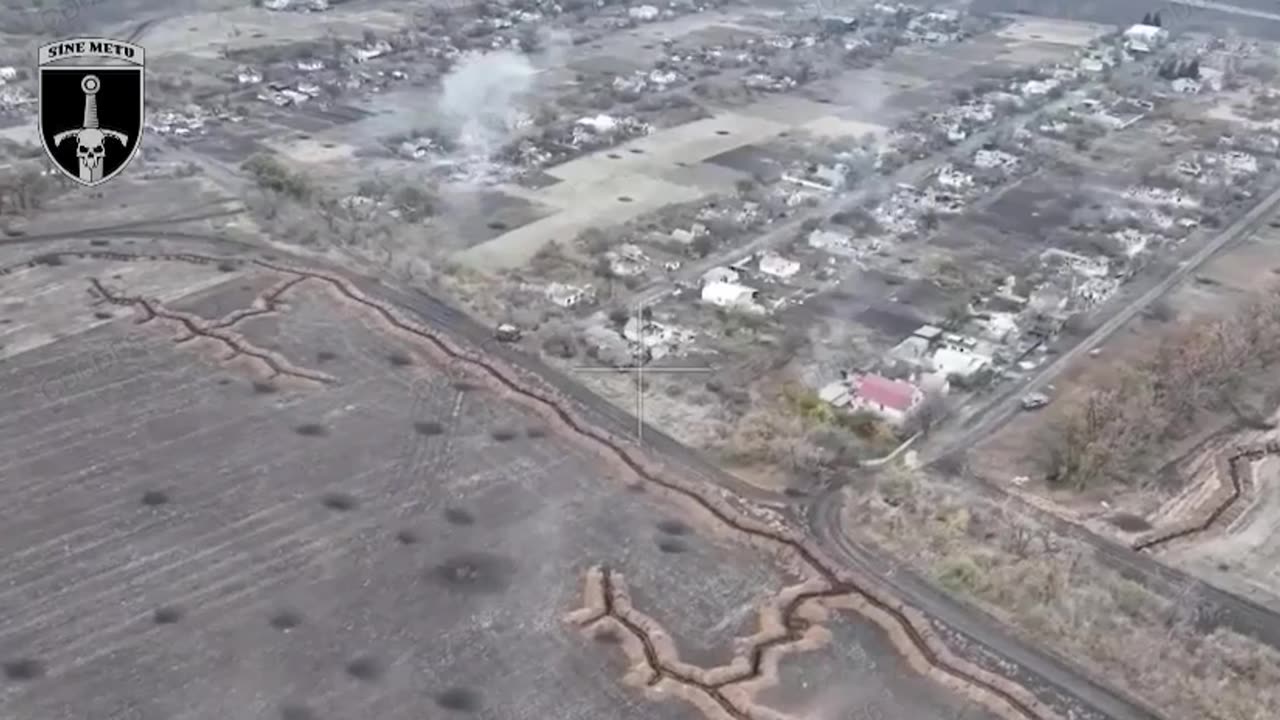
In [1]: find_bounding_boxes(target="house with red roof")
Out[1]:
[850,373,924,425]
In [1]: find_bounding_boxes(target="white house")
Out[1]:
[628,4,660,21]
[670,223,707,244]
[576,114,618,133]
[1123,24,1169,54]
[349,41,392,63]
[931,346,991,381]
[701,281,760,309]
[850,374,924,425]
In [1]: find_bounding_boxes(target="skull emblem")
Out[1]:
[49,74,131,185]
[76,128,105,172]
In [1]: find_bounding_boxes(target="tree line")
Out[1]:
[1043,284,1280,489]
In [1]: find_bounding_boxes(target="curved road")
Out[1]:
[4,218,1158,720]
[807,494,1162,720]
[926,178,1280,464]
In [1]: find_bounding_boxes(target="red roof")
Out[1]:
[854,374,919,412]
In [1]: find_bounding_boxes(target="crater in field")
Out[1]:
[444,507,475,525]
[294,423,328,437]
[321,492,358,511]
[415,420,444,436]
[395,529,421,545]
[2,658,45,681]
[345,655,384,682]
[388,352,413,367]
[656,519,689,535]
[269,609,303,630]
[656,538,689,554]
[431,553,516,594]
[141,489,170,507]
[252,381,278,395]
[153,606,184,624]
[435,687,482,712]
[490,428,517,442]
[279,703,316,720]
[1108,513,1152,532]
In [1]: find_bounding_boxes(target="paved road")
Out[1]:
[813,454,1280,651]
[345,267,1192,720]
[1174,0,1280,22]
[924,178,1280,465]
[3,218,1172,720]
[371,281,1171,720]
[807,495,1163,720]
[845,179,1280,654]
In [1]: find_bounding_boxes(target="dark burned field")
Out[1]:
[0,247,992,720]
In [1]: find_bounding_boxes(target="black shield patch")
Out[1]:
[38,38,145,188]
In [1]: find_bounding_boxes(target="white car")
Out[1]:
[1021,393,1050,411]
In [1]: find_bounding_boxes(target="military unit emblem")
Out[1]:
[38,37,145,187]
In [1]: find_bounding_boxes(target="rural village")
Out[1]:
[3,1,1280,720]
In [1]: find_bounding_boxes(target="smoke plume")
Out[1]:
[438,49,538,163]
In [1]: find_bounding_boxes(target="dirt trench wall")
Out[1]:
[1135,441,1280,551]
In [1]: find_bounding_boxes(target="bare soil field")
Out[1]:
[0,244,997,720]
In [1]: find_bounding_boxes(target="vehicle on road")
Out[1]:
[1021,392,1050,411]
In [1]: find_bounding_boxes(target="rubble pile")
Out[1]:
[0,65,32,114]
[147,109,209,137]
[260,0,330,13]
[489,114,653,173]
[1039,249,1120,311]
[221,35,422,119]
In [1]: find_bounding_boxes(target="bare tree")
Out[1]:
[904,390,949,438]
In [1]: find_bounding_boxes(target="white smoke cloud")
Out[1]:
[430,29,572,187]
[438,49,539,163]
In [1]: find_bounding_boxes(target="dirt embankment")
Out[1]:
[1132,440,1278,551]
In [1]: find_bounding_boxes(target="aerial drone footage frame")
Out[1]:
[2,0,1280,719]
